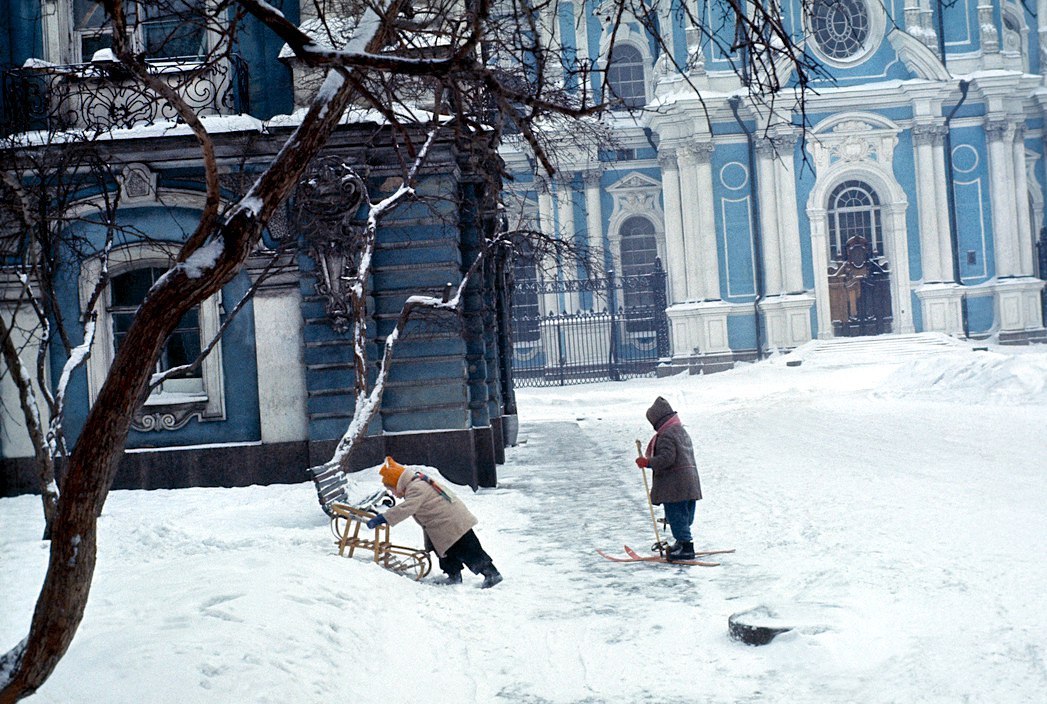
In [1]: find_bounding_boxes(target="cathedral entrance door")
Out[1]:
[827,236,893,337]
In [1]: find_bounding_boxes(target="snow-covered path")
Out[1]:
[2,343,1045,702]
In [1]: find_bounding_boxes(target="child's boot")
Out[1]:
[480,563,503,589]
[666,541,695,562]
[436,570,462,585]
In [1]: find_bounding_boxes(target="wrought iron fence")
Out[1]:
[510,264,670,387]
[2,55,249,135]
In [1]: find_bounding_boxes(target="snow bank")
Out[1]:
[2,342,1045,702]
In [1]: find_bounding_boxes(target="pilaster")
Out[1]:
[912,122,948,282]
[985,118,1021,277]
[686,142,719,301]
[676,146,703,301]
[755,139,784,295]
[657,148,689,304]
[770,130,804,294]
[554,174,580,313]
[535,175,559,314]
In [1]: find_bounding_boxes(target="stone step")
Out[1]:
[782,332,974,367]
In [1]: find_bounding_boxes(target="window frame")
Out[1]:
[826,179,884,262]
[805,0,885,69]
[80,242,226,431]
[70,0,213,64]
[606,42,649,110]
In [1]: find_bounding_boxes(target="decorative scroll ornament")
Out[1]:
[134,407,203,433]
[293,156,368,333]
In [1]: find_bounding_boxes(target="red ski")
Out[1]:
[626,545,735,559]
[596,545,729,567]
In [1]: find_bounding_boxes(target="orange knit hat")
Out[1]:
[379,456,407,489]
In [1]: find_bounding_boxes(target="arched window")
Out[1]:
[827,180,883,261]
[619,216,658,330]
[607,44,647,109]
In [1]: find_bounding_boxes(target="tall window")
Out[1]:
[73,0,208,62]
[110,267,204,395]
[607,44,646,109]
[827,180,883,261]
[619,216,658,330]
[511,242,541,343]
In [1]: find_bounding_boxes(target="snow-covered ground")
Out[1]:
[2,338,1045,703]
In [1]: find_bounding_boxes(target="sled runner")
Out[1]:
[330,503,432,581]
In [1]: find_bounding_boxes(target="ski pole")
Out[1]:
[636,439,665,555]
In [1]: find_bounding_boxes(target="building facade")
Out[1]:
[502,0,1047,376]
[1,1,513,495]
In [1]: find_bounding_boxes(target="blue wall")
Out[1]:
[56,207,262,450]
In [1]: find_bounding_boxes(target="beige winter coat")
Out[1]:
[383,470,478,557]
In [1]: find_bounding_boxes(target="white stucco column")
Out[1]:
[771,131,805,293]
[555,174,580,313]
[657,148,689,304]
[755,139,784,295]
[536,175,559,314]
[930,126,956,278]
[582,169,604,265]
[676,146,703,301]
[986,118,1020,277]
[253,287,308,443]
[690,142,721,300]
[807,209,834,339]
[912,123,946,282]
[1011,126,1034,276]
[887,203,916,333]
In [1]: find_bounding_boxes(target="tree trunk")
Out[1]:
[0,67,362,702]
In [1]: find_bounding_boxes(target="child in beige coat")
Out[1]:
[366,457,503,588]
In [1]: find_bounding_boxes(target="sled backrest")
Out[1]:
[308,464,350,518]
[307,464,396,518]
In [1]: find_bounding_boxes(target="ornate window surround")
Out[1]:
[605,171,666,277]
[597,22,653,112]
[77,193,226,432]
[804,0,886,69]
[1000,2,1029,71]
[805,113,914,337]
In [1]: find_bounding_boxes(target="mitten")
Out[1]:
[366,514,387,529]
[635,457,648,468]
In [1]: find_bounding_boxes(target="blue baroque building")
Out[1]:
[502,0,1047,376]
[1,1,512,494]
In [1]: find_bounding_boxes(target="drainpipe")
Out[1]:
[937,0,971,337]
[729,96,765,359]
[943,79,971,338]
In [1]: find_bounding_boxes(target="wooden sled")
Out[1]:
[330,504,432,581]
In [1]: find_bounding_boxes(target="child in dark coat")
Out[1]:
[635,396,703,561]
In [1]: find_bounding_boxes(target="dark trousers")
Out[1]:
[438,529,494,576]
[663,500,696,542]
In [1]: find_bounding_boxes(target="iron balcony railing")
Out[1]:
[2,54,250,135]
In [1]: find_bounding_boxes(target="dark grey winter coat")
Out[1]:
[644,397,702,505]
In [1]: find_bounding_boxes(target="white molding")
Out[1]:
[78,224,226,432]
[805,113,914,335]
[888,29,950,80]
[605,171,666,276]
